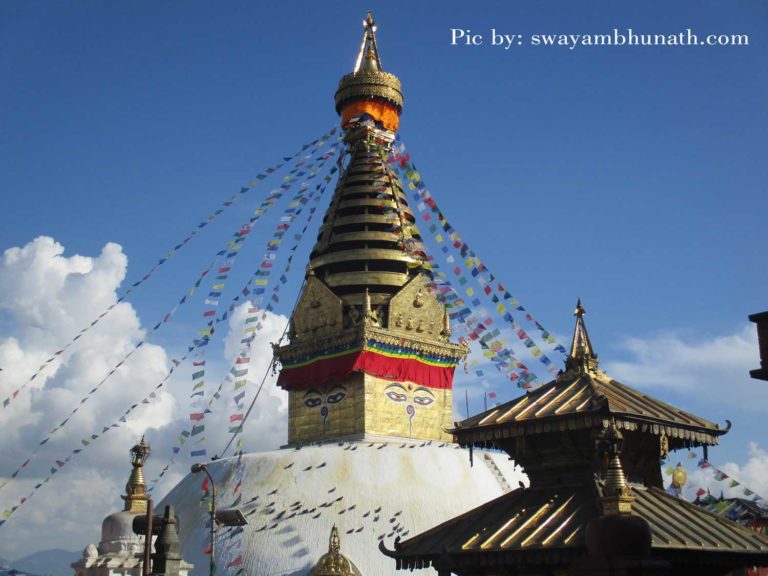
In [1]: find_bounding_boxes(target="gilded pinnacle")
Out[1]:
[566,299,599,374]
[122,437,150,513]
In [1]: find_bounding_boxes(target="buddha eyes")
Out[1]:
[304,397,322,408]
[303,387,347,408]
[326,391,347,404]
[386,391,408,403]
[384,384,435,407]
[413,395,434,407]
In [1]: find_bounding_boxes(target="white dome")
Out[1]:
[160,440,526,576]
[99,510,143,555]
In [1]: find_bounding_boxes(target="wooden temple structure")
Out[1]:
[382,301,768,575]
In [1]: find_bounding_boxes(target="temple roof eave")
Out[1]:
[451,372,727,447]
[452,411,726,448]
[385,481,768,571]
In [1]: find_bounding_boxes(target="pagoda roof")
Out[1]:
[454,369,727,447]
[453,301,728,448]
[382,481,768,571]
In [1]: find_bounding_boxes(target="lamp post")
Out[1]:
[191,463,248,576]
[191,463,216,576]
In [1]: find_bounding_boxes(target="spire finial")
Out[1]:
[566,298,599,373]
[122,437,150,512]
[335,11,403,130]
[354,11,382,72]
[598,421,634,515]
[329,524,341,555]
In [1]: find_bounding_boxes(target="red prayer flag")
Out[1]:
[227,555,244,568]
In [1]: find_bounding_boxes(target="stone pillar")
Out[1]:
[153,506,182,576]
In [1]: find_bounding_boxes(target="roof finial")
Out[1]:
[598,421,634,515]
[309,524,359,575]
[566,298,599,373]
[122,436,150,513]
[335,11,403,130]
[354,11,382,72]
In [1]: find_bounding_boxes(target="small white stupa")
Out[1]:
[73,438,192,576]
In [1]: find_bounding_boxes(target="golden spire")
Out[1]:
[122,436,150,513]
[598,422,634,515]
[335,12,403,131]
[309,524,360,576]
[312,13,419,304]
[565,299,599,373]
[354,12,382,73]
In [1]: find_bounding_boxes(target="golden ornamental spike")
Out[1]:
[122,437,150,513]
[574,298,585,317]
[566,298,598,374]
[598,421,634,516]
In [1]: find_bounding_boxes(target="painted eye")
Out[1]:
[304,397,322,408]
[326,391,347,404]
[386,391,408,403]
[413,395,434,407]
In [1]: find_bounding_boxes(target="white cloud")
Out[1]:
[0,237,289,561]
[602,325,768,412]
[663,443,768,504]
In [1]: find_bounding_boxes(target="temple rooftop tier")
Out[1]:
[383,480,768,573]
[382,302,768,575]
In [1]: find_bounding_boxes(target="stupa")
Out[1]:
[159,13,525,576]
[72,438,193,576]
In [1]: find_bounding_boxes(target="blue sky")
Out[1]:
[0,0,767,557]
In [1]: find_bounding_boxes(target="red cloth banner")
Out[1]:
[277,350,456,391]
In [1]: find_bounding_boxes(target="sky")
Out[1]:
[1,0,767,563]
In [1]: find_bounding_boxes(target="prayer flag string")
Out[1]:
[213,172,336,462]
[0,257,220,494]
[0,140,339,493]
[150,147,338,488]
[189,143,340,459]
[388,139,566,372]
[1,128,337,412]
[0,141,341,528]
[691,454,767,505]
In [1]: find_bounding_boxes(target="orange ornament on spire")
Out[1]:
[335,12,403,132]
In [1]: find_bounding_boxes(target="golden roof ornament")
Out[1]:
[122,436,150,513]
[354,13,382,72]
[597,422,634,516]
[335,12,403,131]
[309,525,362,576]
[565,298,600,374]
[671,462,687,491]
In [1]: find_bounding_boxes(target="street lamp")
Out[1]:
[191,463,247,576]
